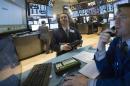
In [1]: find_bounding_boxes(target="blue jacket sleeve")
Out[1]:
[95,38,119,78]
[96,72,130,86]
[96,78,123,86]
[95,38,130,86]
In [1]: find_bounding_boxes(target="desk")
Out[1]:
[22,46,96,86]
[49,46,96,86]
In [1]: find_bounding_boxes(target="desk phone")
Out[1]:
[54,58,81,75]
[69,40,83,49]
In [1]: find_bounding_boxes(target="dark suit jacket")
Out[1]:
[51,27,82,56]
[95,37,130,86]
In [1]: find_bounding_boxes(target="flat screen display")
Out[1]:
[99,5,107,14]
[50,23,58,29]
[72,11,79,17]
[107,4,114,12]
[0,0,27,34]
[109,13,114,20]
[31,25,40,31]
[109,20,115,28]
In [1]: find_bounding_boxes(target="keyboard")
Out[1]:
[22,63,52,86]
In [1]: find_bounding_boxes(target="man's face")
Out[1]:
[115,7,130,38]
[59,14,69,26]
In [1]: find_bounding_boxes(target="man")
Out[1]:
[51,13,82,56]
[39,21,51,54]
[62,3,130,86]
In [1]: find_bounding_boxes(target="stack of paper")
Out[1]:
[79,61,100,79]
[73,51,94,63]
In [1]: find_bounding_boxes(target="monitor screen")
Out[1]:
[31,25,40,31]
[86,17,90,22]
[50,23,58,29]
[72,11,79,17]
[107,4,114,12]
[0,0,27,34]
[110,20,115,28]
[99,5,107,14]
[109,13,114,20]
[103,19,107,23]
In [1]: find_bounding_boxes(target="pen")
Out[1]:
[56,72,69,86]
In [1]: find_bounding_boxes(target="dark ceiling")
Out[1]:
[27,0,50,5]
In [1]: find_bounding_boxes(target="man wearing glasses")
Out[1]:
[62,3,130,86]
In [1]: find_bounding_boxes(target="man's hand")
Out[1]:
[62,74,88,86]
[97,29,113,50]
[63,43,72,51]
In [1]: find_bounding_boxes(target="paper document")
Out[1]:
[73,51,94,63]
[79,61,100,79]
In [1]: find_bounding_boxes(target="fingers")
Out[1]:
[64,74,85,81]
[64,76,73,81]
[63,44,72,50]
[99,31,111,43]
[62,80,73,86]
[63,76,76,86]
[62,74,88,86]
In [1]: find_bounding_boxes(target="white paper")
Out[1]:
[73,51,94,63]
[79,61,100,79]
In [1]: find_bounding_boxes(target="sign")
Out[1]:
[29,3,47,16]
[107,3,114,12]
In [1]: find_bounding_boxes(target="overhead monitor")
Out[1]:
[31,25,40,31]
[103,19,107,23]
[107,4,114,12]
[72,11,79,17]
[99,5,107,14]
[50,23,58,29]
[86,16,90,22]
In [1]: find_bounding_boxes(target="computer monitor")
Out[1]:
[50,23,58,29]
[110,20,115,28]
[0,0,27,34]
[109,13,114,20]
[86,16,89,22]
[31,25,40,31]
[103,19,107,23]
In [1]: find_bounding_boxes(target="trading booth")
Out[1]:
[0,0,129,86]
[70,0,125,34]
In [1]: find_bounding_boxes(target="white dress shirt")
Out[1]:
[60,26,70,51]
